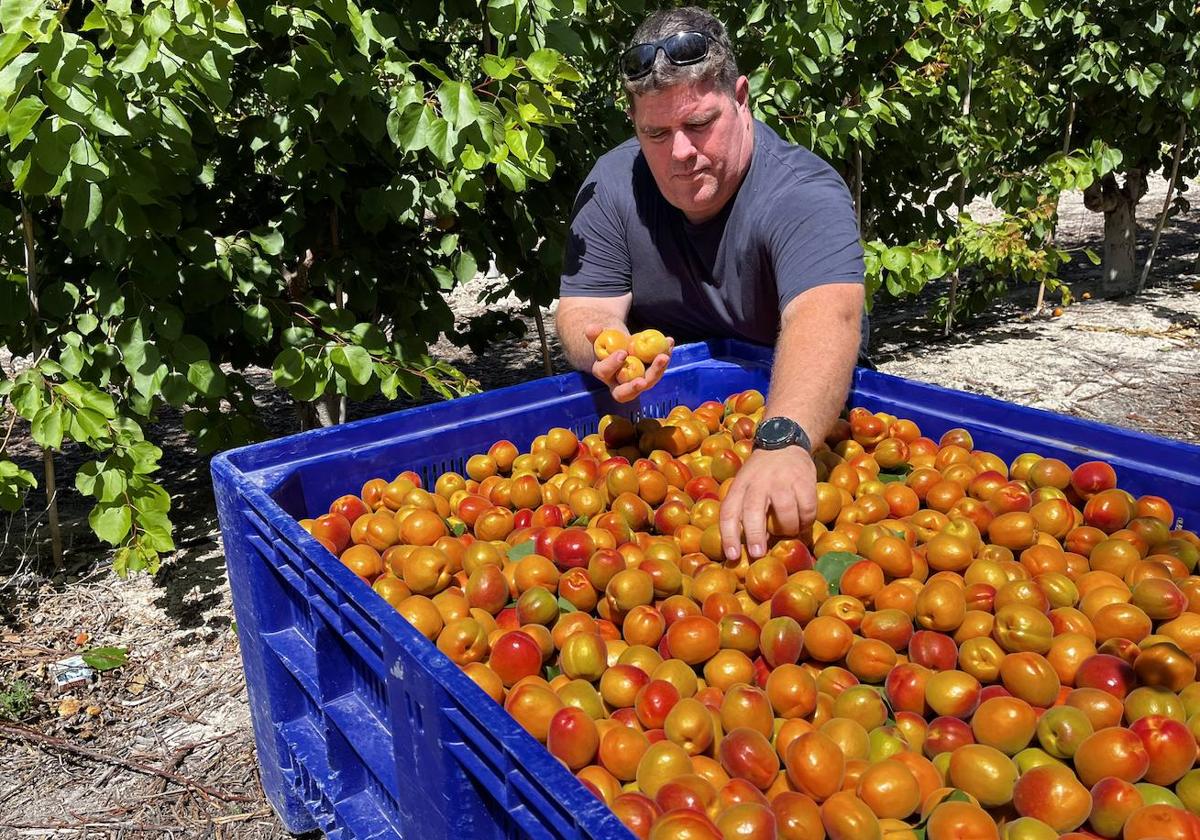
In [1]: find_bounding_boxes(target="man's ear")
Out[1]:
[734,76,750,108]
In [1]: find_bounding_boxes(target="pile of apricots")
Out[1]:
[298,389,1200,840]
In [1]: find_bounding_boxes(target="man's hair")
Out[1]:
[622,7,739,100]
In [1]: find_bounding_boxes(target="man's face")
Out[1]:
[630,76,754,223]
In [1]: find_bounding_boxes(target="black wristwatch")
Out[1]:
[752,416,812,453]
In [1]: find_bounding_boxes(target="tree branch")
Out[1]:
[0,722,255,803]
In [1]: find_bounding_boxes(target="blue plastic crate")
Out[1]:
[211,339,1200,839]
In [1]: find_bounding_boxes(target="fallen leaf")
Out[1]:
[127,673,147,695]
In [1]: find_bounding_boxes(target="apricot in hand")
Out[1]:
[593,328,628,361]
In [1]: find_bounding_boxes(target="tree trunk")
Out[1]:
[1138,121,1186,294]
[21,200,63,571]
[298,393,346,430]
[1083,170,1146,298]
[945,60,972,336]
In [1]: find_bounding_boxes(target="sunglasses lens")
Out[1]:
[621,43,658,79]
[663,31,708,64]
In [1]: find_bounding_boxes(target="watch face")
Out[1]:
[757,416,795,447]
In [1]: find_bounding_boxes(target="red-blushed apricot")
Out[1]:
[925,800,1000,840]
[718,726,779,791]
[772,791,824,840]
[598,725,651,782]
[546,706,599,771]
[856,760,921,820]
[1074,727,1150,788]
[1121,803,1200,840]
[715,801,777,838]
[504,682,563,743]
[1089,776,1144,838]
[820,790,881,840]
[785,730,845,802]
[1012,763,1092,832]
[1129,715,1196,787]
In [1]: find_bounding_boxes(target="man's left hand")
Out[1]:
[718,447,817,561]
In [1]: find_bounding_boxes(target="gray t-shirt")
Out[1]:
[560,120,868,354]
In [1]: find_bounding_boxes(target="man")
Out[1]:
[555,7,866,565]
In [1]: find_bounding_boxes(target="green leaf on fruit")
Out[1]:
[877,464,913,483]
[568,515,589,527]
[507,539,537,562]
[544,663,561,681]
[814,552,862,595]
[81,646,128,671]
[450,521,467,537]
[556,596,577,614]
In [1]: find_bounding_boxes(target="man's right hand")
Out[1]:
[584,325,672,403]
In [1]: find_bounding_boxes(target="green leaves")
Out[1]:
[90,502,132,545]
[80,646,128,671]
[436,81,480,131]
[0,0,45,34]
[814,552,862,595]
[330,345,373,386]
[0,460,36,512]
[389,102,434,152]
[6,96,44,146]
[30,404,64,450]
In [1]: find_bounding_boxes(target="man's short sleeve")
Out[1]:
[559,160,633,298]
[768,166,865,312]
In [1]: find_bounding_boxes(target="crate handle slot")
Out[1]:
[445,741,555,840]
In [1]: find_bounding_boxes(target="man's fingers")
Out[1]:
[770,494,801,538]
[742,489,770,559]
[592,350,627,383]
[645,353,671,385]
[796,485,818,533]
[719,483,747,561]
[611,381,641,403]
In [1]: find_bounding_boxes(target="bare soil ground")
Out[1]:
[1,177,1197,838]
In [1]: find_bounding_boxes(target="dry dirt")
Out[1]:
[0,176,1197,839]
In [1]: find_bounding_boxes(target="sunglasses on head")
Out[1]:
[620,31,711,80]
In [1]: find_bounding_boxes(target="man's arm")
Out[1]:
[718,282,863,559]
[556,294,673,403]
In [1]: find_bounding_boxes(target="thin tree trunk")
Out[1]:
[1037,98,1076,314]
[945,61,972,337]
[531,303,553,377]
[21,200,62,571]
[481,0,495,55]
[1137,120,1186,294]
[853,144,863,234]
[330,208,347,425]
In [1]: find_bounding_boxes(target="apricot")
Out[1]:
[1012,763,1092,832]
[628,329,671,364]
[785,730,845,802]
[947,744,1018,807]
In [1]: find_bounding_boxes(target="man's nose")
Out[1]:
[671,130,697,162]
